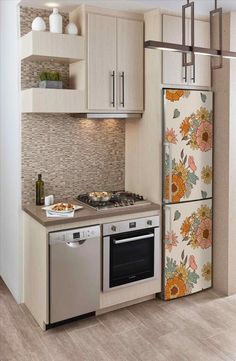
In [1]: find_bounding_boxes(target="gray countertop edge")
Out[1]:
[23,201,161,227]
[22,201,160,227]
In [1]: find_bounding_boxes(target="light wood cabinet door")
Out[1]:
[163,15,211,87]
[87,13,116,110]
[193,19,211,87]
[162,15,187,86]
[117,18,143,111]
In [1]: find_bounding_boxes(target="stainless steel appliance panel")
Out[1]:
[103,217,161,292]
[49,226,100,324]
[103,216,159,236]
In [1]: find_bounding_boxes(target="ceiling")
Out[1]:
[18,0,236,15]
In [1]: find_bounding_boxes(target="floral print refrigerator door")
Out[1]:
[163,89,213,300]
[163,199,212,300]
[163,89,213,204]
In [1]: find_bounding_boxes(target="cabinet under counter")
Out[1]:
[23,202,160,330]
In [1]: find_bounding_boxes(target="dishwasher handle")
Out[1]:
[66,239,87,248]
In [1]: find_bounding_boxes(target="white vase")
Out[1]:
[65,22,78,35]
[31,17,46,31]
[49,8,62,34]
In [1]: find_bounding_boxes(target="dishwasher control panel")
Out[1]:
[49,225,100,245]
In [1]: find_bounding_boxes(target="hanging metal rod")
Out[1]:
[210,0,223,69]
[182,0,195,67]
[144,40,236,60]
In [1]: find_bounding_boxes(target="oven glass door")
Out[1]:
[109,228,154,288]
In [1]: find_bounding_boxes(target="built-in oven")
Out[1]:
[103,216,161,291]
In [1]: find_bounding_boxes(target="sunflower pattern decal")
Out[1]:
[164,200,212,300]
[165,89,190,102]
[165,149,198,203]
[180,107,213,152]
[165,253,200,299]
[164,90,213,202]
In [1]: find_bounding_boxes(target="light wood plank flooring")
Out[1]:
[1,277,236,361]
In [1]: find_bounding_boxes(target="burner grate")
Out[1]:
[77,191,145,210]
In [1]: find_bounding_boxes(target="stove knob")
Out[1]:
[111,225,117,232]
[147,220,152,226]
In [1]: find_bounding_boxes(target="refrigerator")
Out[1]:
[162,89,213,300]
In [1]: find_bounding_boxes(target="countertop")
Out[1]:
[23,200,161,227]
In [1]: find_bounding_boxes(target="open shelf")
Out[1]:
[21,31,85,63]
[21,88,85,113]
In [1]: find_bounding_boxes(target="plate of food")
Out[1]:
[43,202,83,213]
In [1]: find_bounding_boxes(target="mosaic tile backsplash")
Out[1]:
[21,7,125,204]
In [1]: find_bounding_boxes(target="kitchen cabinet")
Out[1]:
[87,14,116,110]
[117,18,143,111]
[162,16,185,86]
[162,15,211,87]
[86,11,143,112]
[194,19,211,87]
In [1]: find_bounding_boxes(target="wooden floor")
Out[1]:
[1,278,236,361]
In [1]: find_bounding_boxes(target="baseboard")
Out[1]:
[96,294,156,315]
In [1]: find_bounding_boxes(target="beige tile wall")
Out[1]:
[21,7,125,204]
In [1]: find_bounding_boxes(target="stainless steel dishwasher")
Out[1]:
[49,225,100,325]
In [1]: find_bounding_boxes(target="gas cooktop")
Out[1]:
[76,191,151,211]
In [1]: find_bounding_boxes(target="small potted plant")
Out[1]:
[39,71,63,89]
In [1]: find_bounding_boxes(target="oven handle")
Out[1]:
[113,233,155,245]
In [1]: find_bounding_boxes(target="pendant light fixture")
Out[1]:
[144,0,236,66]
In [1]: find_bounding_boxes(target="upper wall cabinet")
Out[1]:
[87,13,143,112]
[87,14,117,110]
[162,15,211,87]
[117,18,143,111]
[69,6,144,113]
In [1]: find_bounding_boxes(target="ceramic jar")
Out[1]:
[31,17,46,31]
[65,22,78,35]
[49,8,62,34]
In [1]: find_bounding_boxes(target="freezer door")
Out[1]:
[163,89,213,204]
[163,199,212,300]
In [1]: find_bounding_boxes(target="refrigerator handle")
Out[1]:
[165,206,172,233]
[164,142,172,203]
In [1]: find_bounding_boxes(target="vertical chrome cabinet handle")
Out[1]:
[120,71,125,107]
[111,71,115,107]
[164,142,172,203]
[191,64,196,83]
[182,65,187,83]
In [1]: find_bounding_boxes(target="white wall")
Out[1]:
[0,0,22,303]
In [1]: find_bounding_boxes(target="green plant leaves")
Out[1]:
[165,257,177,279]
[174,210,181,221]
[188,271,200,284]
[201,93,207,103]
[39,71,61,81]
[173,109,180,118]
[188,172,199,185]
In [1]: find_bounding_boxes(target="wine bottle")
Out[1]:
[36,174,45,205]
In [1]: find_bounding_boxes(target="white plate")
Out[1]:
[42,204,83,213]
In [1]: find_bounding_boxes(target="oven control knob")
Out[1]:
[147,220,152,226]
[111,225,117,232]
